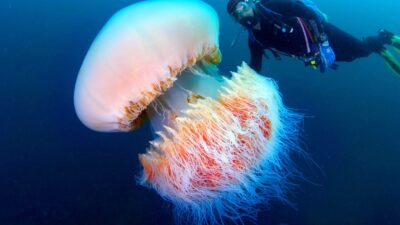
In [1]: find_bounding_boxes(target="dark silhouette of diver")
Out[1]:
[227,0,400,76]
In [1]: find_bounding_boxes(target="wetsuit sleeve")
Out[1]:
[249,38,263,73]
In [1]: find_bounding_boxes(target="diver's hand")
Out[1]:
[317,41,336,73]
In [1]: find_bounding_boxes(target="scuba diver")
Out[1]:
[227,0,400,76]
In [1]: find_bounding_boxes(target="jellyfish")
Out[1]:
[74,0,303,224]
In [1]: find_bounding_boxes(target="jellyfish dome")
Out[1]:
[74,0,303,224]
[74,0,221,132]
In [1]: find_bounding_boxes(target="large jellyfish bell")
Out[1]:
[74,0,222,132]
[74,0,302,224]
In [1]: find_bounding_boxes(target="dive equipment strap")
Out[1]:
[256,1,294,34]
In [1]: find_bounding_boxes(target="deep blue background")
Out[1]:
[1,0,400,224]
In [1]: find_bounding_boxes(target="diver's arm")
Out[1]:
[249,39,263,73]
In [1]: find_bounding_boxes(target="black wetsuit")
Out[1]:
[249,0,385,72]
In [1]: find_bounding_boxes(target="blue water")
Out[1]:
[1,0,400,224]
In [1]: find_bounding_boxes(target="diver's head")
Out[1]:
[227,0,256,28]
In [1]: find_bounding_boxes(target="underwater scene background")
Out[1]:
[1,0,400,224]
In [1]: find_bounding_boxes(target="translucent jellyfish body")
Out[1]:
[74,1,302,224]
